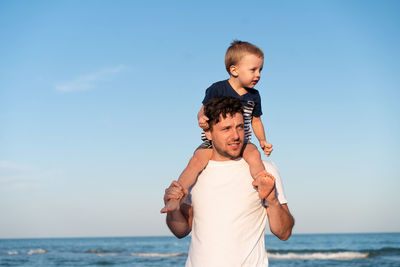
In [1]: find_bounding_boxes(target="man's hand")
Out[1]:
[260,140,273,157]
[252,171,276,199]
[163,181,188,208]
[164,181,193,238]
[198,115,210,130]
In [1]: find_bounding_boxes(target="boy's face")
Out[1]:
[231,54,264,89]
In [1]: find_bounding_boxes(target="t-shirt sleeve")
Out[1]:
[262,160,287,204]
[183,186,193,206]
[252,91,263,117]
[202,83,220,105]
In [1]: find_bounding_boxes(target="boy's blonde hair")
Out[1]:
[225,40,264,74]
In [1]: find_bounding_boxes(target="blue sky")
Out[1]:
[1,0,399,238]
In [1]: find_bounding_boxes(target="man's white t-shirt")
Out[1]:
[184,158,288,267]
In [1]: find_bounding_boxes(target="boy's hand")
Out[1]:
[163,181,188,206]
[198,115,209,130]
[260,140,273,157]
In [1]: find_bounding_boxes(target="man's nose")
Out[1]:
[231,128,240,140]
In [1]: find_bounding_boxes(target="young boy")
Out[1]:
[161,40,273,213]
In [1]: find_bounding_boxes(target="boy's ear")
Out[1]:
[205,130,212,141]
[230,65,238,77]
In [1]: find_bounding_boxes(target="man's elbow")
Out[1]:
[167,223,191,239]
[274,218,295,241]
[277,229,292,241]
[173,231,190,239]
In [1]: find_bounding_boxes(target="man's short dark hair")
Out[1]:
[204,97,243,129]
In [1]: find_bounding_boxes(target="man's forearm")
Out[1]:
[166,209,191,239]
[266,201,294,241]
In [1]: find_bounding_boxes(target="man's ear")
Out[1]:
[205,130,212,141]
[230,65,238,77]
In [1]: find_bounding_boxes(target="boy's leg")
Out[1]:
[242,143,266,178]
[177,148,213,189]
[242,143,272,199]
[160,148,212,213]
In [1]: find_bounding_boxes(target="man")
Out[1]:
[164,97,294,266]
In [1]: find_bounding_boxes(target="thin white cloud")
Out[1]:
[55,65,127,92]
[0,161,38,190]
[0,161,30,180]
[0,160,62,189]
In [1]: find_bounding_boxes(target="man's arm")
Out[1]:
[266,201,294,241]
[164,181,193,238]
[253,174,294,241]
[166,203,193,239]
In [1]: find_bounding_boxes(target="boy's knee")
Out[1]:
[190,149,212,168]
[245,143,258,151]
[249,148,261,159]
[243,144,262,164]
[193,148,212,160]
[245,143,260,156]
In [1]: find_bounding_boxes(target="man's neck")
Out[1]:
[210,152,241,162]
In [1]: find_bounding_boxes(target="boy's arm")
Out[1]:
[197,105,205,120]
[197,105,209,130]
[252,116,273,156]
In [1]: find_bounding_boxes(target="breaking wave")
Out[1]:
[268,251,368,260]
[267,247,400,260]
[85,249,122,254]
[27,249,47,255]
[131,252,185,257]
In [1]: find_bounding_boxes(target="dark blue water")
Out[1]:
[0,233,399,266]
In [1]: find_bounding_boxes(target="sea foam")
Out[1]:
[268,251,369,260]
[97,253,118,257]
[86,249,121,254]
[131,253,184,257]
[27,249,47,255]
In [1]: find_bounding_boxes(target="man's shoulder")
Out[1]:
[262,160,277,169]
[262,160,288,204]
[262,160,279,175]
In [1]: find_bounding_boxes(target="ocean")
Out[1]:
[0,233,399,266]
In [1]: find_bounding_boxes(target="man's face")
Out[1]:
[206,112,245,161]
